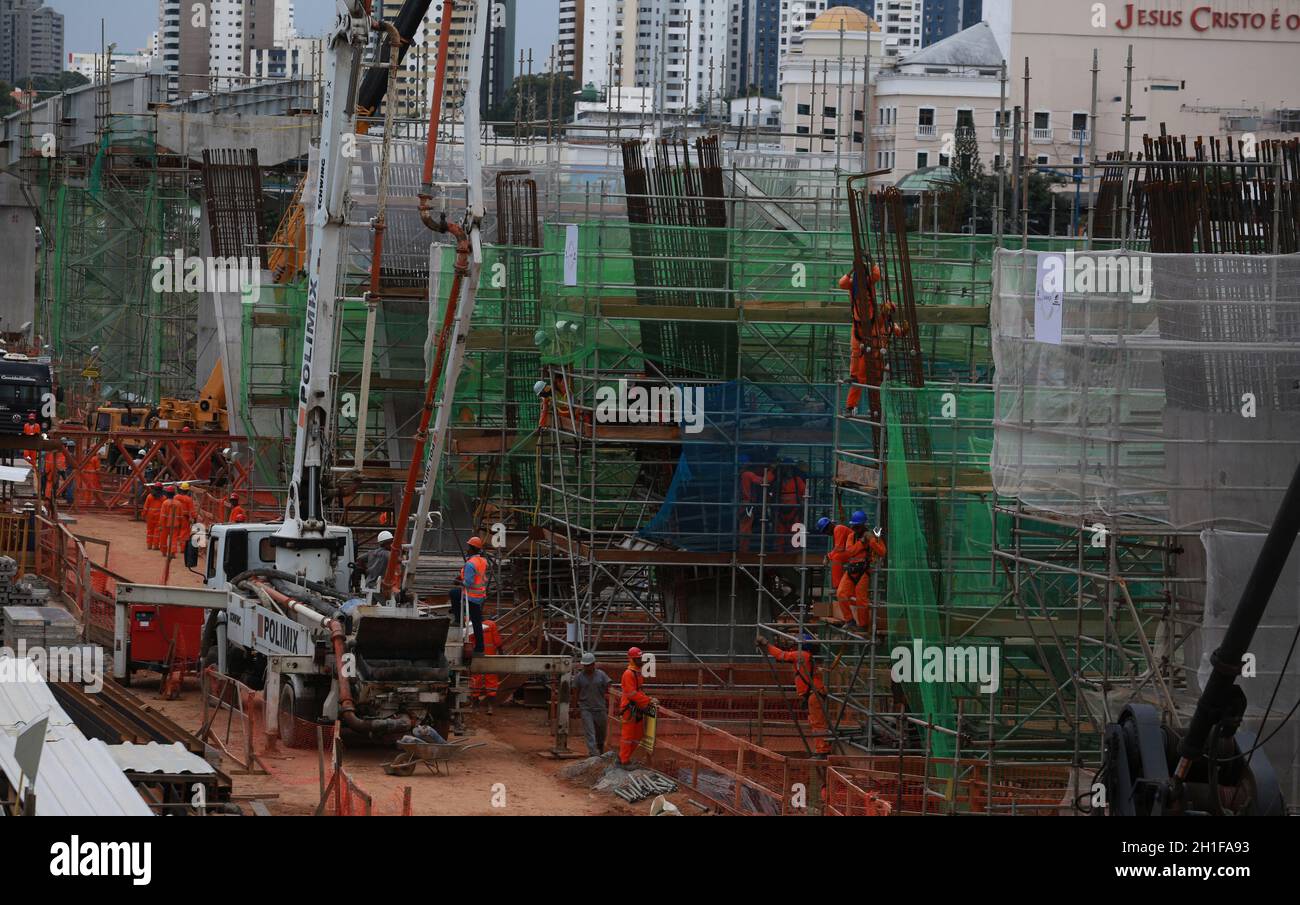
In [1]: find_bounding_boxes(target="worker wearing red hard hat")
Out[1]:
[227,493,247,523]
[21,412,39,467]
[461,536,489,653]
[618,646,654,766]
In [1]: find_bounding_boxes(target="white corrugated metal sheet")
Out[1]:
[108,741,216,776]
[0,660,153,816]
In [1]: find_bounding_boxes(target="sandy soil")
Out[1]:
[67,511,682,816]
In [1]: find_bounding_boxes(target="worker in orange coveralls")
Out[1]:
[41,446,67,504]
[77,450,102,507]
[817,515,854,596]
[468,618,503,714]
[158,486,183,557]
[775,459,807,551]
[21,412,40,466]
[227,493,247,523]
[737,455,773,554]
[760,633,830,755]
[618,646,655,766]
[171,482,196,556]
[143,485,165,549]
[839,265,882,415]
[837,514,888,633]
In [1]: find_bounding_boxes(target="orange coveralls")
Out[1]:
[228,504,247,523]
[738,466,772,553]
[618,663,652,765]
[768,644,830,754]
[171,492,196,556]
[776,472,806,551]
[836,530,888,630]
[469,620,502,702]
[159,496,182,556]
[143,492,164,549]
[21,420,40,466]
[826,523,854,598]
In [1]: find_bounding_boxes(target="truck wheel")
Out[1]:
[278,683,300,745]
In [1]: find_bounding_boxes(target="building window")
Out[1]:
[853,131,863,144]
[796,125,809,135]
[797,103,810,116]
[1036,154,1049,165]
[939,153,951,167]
[917,151,929,168]
[854,110,863,122]
[823,106,836,118]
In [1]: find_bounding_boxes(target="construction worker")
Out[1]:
[143,485,165,550]
[41,444,67,504]
[840,266,883,415]
[817,515,855,600]
[21,412,39,466]
[158,486,182,557]
[468,618,503,714]
[837,514,888,633]
[760,634,831,755]
[775,459,807,551]
[535,379,553,430]
[618,647,654,767]
[737,455,773,554]
[227,493,247,523]
[77,450,102,507]
[573,652,611,757]
[461,536,489,651]
[352,530,394,594]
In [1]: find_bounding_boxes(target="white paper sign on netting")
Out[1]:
[991,249,1300,529]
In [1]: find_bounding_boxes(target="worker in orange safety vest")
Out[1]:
[817,515,854,597]
[21,412,40,466]
[143,485,165,549]
[468,618,503,714]
[227,493,247,523]
[618,646,655,766]
[836,512,887,632]
[760,633,831,755]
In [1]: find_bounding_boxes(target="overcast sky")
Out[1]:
[51,0,559,74]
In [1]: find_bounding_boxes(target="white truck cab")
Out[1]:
[205,522,355,593]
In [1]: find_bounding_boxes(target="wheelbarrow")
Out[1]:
[383,737,486,777]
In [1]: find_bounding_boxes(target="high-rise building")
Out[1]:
[558,0,583,81]
[0,0,64,83]
[921,0,980,46]
[274,0,296,46]
[156,0,283,98]
[403,0,515,118]
[877,0,924,58]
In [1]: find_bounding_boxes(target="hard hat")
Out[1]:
[838,272,853,291]
[26,412,35,420]
[222,447,232,457]
[849,510,867,526]
[483,619,497,629]
[580,652,596,666]
[179,482,190,491]
[815,516,832,533]
[738,453,751,465]
[228,494,239,503]
[533,379,547,396]
[466,536,484,549]
[377,530,394,544]
[628,646,642,659]
[164,485,176,494]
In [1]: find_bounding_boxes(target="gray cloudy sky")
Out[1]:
[51,0,559,75]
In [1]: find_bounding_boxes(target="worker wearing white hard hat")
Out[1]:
[353,530,395,595]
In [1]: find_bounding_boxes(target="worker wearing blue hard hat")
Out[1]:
[837,512,887,633]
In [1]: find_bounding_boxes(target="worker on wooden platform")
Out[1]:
[21,412,39,466]
[760,633,831,755]
[469,618,503,714]
[227,493,246,523]
[618,646,654,767]
[460,536,489,649]
[837,514,887,633]
[143,485,165,549]
[573,652,611,757]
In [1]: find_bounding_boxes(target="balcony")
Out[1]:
[916,123,936,139]
[1070,128,1089,144]
[991,126,1011,141]
[871,124,894,138]
[1032,126,1053,142]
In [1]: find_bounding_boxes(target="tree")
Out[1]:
[487,71,577,136]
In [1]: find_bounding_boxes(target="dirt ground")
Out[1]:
[68,511,687,817]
